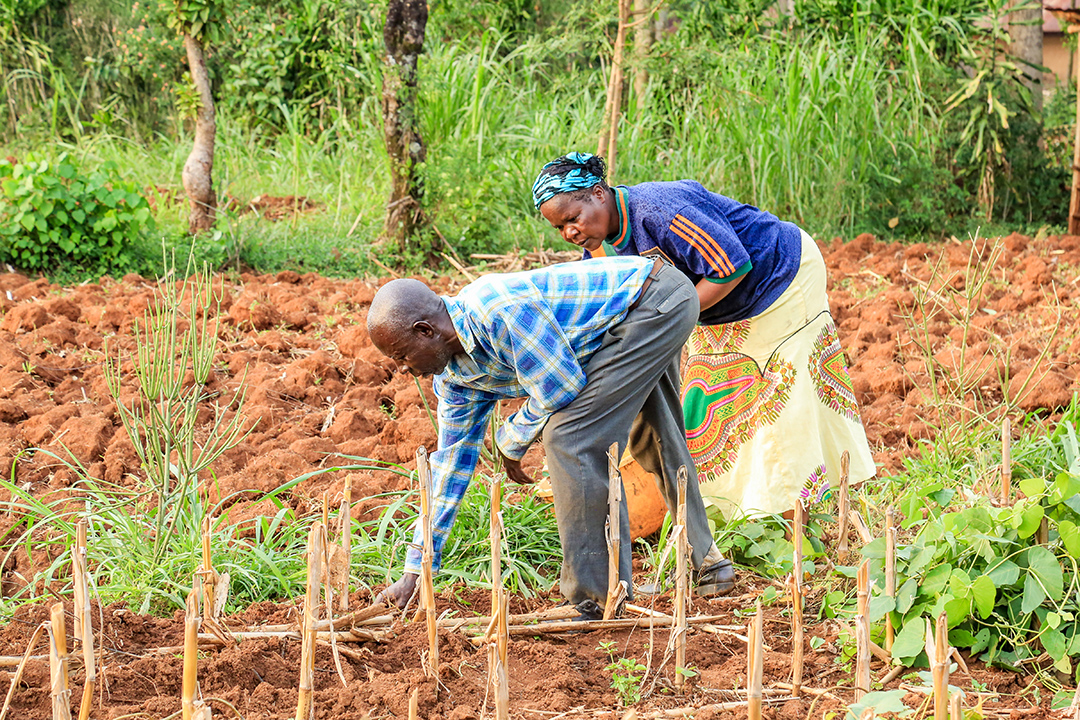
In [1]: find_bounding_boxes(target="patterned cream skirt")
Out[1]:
[682,230,877,518]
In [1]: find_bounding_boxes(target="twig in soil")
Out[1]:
[855,559,871,701]
[73,520,95,720]
[0,623,46,720]
[791,499,805,698]
[931,613,950,720]
[416,447,439,680]
[775,682,843,703]
[604,443,628,621]
[672,466,689,693]
[49,602,72,720]
[1000,416,1012,506]
[837,451,850,563]
[885,506,897,654]
[747,600,763,720]
[487,475,509,720]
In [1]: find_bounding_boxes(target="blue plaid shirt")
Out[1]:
[404,256,656,574]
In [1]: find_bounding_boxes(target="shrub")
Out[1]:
[0,153,153,272]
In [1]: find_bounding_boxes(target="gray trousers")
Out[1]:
[542,262,717,607]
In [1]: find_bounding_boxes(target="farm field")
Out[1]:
[0,229,1078,719]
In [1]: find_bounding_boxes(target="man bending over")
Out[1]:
[367,256,735,619]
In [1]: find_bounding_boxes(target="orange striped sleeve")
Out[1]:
[669,222,727,275]
[671,215,736,275]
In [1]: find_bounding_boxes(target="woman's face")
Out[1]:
[539,185,613,252]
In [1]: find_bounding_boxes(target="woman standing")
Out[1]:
[532,152,876,520]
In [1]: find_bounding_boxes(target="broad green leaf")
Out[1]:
[1019,476,1045,499]
[971,575,996,619]
[943,594,972,627]
[846,690,914,719]
[987,559,1020,587]
[970,627,993,654]
[949,568,972,599]
[869,594,895,623]
[1017,502,1044,539]
[892,618,926,662]
[1050,473,1080,505]
[1059,520,1080,558]
[896,577,918,614]
[1043,627,1067,661]
[907,544,937,575]
[1027,546,1064,601]
[1022,573,1047,614]
[922,563,952,597]
[948,628,978,647]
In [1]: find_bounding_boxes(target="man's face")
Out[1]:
[540,186,608,252]
[371,323,455,377]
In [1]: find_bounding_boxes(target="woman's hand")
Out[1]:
[373,572,419,609]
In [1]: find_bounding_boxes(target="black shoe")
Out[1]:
[695,558,736,597]
[545,599,604,623]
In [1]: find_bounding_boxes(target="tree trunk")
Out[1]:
[181,34,216,235]
[597,0,630,179]
[382,0,432,251]
[632,0,651,103]
[1008,1,1043,112]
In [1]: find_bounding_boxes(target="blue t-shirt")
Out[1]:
[586,180,802,325]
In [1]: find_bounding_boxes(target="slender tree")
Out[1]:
[382,0,434,251]
[168,0,219,234]
[1007,0,1043,112]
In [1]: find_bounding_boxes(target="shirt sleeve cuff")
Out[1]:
[706,260,752,283]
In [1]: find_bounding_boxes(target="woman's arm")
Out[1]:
[696,275,745,312]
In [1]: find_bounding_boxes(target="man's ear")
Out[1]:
[413,320,435,338]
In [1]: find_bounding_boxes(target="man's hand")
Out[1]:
[373,572,419,609]
[499,451,536,485]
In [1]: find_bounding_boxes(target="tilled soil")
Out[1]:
[0,231,1077,718]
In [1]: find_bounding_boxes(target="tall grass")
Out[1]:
[1,19,980,275]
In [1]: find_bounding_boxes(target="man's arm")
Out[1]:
[405,382,495,573]
[491,304,587,461]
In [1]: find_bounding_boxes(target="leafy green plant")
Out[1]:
[866,399,1080,681]
[598,641,648,706]
[0,153,153,272]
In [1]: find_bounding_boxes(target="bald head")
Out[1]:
[366,278,462,377]
[367,279,442,340]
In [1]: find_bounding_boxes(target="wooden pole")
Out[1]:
[673,466,689,693]
[339,475,352,612]
[791,500,804,698]
[885,506,897,654]
[1001,417,1011,505]
[604,442,625,620]
[1069,38,1080,235]
[837,450,851,564]
[949,692,963,720]
[73,521,95,720]
[933,612,950,720]
[854,559,871,701]
[747,600,763,720]
[416,447,439,679]
[490,475,509,720]
[182,589,199,720]
[296,522,324,720]
[200,514,216,621]
[48,603,72,720]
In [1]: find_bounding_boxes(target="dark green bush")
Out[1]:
[0,153,153,272]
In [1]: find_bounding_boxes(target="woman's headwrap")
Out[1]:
[531,152,604,209]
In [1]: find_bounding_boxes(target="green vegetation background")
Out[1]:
[0,0,1074,280]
